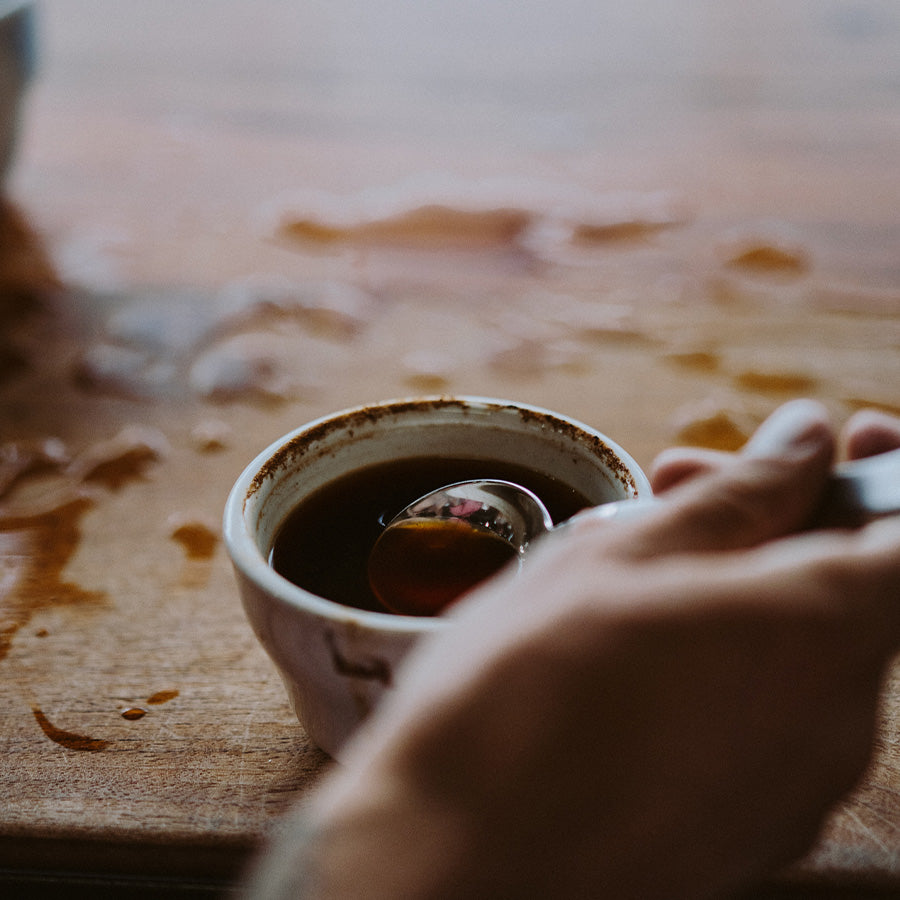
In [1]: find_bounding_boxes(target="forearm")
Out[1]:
[244,762,475,900]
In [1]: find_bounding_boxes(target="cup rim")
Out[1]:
[223,395,650,632]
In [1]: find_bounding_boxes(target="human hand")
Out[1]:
[249,400,900,900]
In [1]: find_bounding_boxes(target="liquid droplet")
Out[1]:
[720,234,809,275]
[146,689,179,705]
[168,516,218,560]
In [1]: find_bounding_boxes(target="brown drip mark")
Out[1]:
[1,620,20,647]
[665,351,720,373]
[281,206,531,250]
[32,706,111,752]
[573,219,675,244]
[325,630,392,686]
[118,690,177,718]
[170,521,218,560]
[676,412,749,452]
[63,426,168,490]
[79,446,160,491]
[734,370,818,395]
[0,497,105,662]
[724,243,809,274]
[147,689,179,705]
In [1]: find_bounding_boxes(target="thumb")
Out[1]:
[616,400,836,557]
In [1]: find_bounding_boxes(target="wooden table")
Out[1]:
[2,1,899,895]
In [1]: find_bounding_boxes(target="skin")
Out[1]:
[246,400,900,900]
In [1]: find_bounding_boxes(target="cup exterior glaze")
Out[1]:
[223,397,651,756]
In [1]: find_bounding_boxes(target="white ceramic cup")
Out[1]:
[223,396,651,756]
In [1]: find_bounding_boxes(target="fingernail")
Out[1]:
[744,399,832,459]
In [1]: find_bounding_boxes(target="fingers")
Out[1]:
[838,515,900,653]
[843,409,900,460]
[725,513,900,659]
[650,447,730,494]
[611,400,836,556]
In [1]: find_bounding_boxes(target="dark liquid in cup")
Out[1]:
[269,456,592,616]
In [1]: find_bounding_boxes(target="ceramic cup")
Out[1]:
[223,396,651,756]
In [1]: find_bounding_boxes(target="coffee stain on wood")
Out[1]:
[31,706,111,752]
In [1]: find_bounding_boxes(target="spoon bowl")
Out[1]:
[367,480,553,615]
[383,479,555,550]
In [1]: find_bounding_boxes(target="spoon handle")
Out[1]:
[823,447,900,524]
[583,447,900,529]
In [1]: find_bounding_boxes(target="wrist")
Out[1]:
[296,758,474,899]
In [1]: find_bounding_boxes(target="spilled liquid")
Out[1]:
[0,498,104,661]
[276,179,683,259]
[74,280,378,403]
[147,689,179,705]
[72,426,169,491]
[32,706,110,752]
[674,410,750,453]
[169,520,218,560]
[0,424,171,662]
[722,240,809,275]
[119,690,178,720]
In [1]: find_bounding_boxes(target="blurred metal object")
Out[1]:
[376,479,555,555]
[820,447,900,527]
[0,0,35,179]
